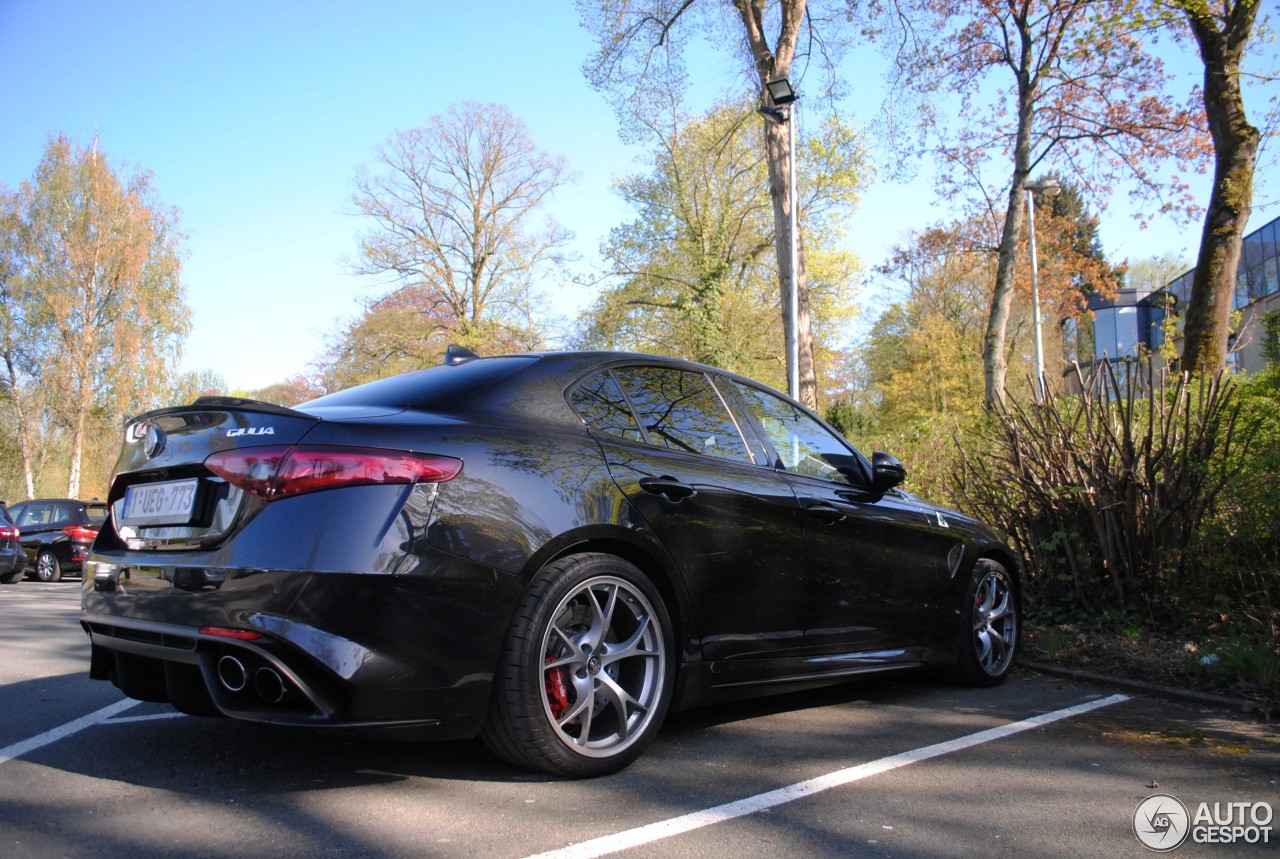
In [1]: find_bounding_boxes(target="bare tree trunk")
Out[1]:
[3,353,36,499]
[984,17,1037,409]
[1178,5,1261,375]
[67,359,92,498]
[986,182,1028,408]
[735,0,817,408]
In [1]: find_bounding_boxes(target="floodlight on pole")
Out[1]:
[1023,177,1061,401]
[765,77,798,105]
[757,77,800,401]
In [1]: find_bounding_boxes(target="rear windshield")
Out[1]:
[301,356,539,410]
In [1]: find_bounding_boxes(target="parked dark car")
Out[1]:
[81,350,1020,777]
[0,503,25,584]
[10,498,107,582]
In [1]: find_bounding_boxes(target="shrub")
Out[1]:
[1196,365,1280,636]
[951,360,1251,619]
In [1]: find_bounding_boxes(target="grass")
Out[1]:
[1022,616,1279,717]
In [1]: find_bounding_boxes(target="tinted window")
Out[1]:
[1244,230,1263,270]
[613,367,752,464]
[15,503,49,528]
[570,372,644,443]
[1094,307,1119,360]
[733,383,865,484]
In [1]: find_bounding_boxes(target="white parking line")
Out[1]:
[1,690,1132,857]
[522,693,1132,859]
[106,712,187,725]
[0,698,139,766]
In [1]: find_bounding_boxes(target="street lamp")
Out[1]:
[1024,177,1061,400]
[757,77,800,401]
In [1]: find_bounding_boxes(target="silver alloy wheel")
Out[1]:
[539,575,666,759]
[36,552,59,582]
[972,566,1016,675]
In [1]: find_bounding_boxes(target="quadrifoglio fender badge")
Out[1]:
[226,427,275,438]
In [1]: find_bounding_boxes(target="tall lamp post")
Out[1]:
[757,78,800,401]
[1024,177,1061,400]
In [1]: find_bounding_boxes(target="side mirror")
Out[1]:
[871,451,907,493]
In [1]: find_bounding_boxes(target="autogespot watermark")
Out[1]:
[1133,793,1275,851]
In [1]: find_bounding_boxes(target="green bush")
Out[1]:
[1193,365,1280,634]
[950,360,1253,619]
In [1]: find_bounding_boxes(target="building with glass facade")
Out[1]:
[1067,212,1280,377]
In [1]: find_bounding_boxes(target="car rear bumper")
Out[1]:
[0,550,23,574]
[81,558,524,739]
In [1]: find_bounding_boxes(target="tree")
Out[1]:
[575,99,780,373]
[1040,182,1126,305]
[862,185,1120,423]
[1125,254,1190,295]
[872,0,1206,406]
[1164,0,1268,373]
[575,97,866,391]
[580,0,852,408]
[0,186,41,500]
[317,283,466,392]
[2,134,188,498]
[244,374,326,409]
[863,220,999,427]
[351,102,573,357]
[171,368,229,402]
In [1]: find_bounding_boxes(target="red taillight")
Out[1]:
[199,626,264,640]
[204,445,462,501]
[63,525,98,541]
[0,526,17,540]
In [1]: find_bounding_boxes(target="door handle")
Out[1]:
[803,501,846,524]
[638,476,697,502]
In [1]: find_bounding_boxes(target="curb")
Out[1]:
[1021,660,1271,716]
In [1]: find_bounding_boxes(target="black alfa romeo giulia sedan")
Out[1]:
[81,349,1020,777]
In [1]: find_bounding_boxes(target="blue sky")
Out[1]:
[2,2,1276,391]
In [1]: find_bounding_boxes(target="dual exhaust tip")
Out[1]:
[216,655,288,704]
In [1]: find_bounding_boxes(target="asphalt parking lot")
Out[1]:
[2,581,1276,858]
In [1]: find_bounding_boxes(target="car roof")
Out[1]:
[300,350,783,424]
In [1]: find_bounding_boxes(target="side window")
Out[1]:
[570,371,645,443]
[613,367,754,464]
[16,503,47,527]
[51,504,73,525]
[733,383,865,484]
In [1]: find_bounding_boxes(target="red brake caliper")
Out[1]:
[544,657,569,718]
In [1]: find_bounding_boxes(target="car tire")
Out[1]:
[35,551,62,583]
[482,553,674,778]
[0,570,21,585]
[948,559,1019,687]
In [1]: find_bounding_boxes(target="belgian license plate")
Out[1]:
[122,478,199,526]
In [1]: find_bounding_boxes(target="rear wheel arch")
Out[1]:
[482,551,677,776]
[950,544,1022,598]
[524,532,692,657]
